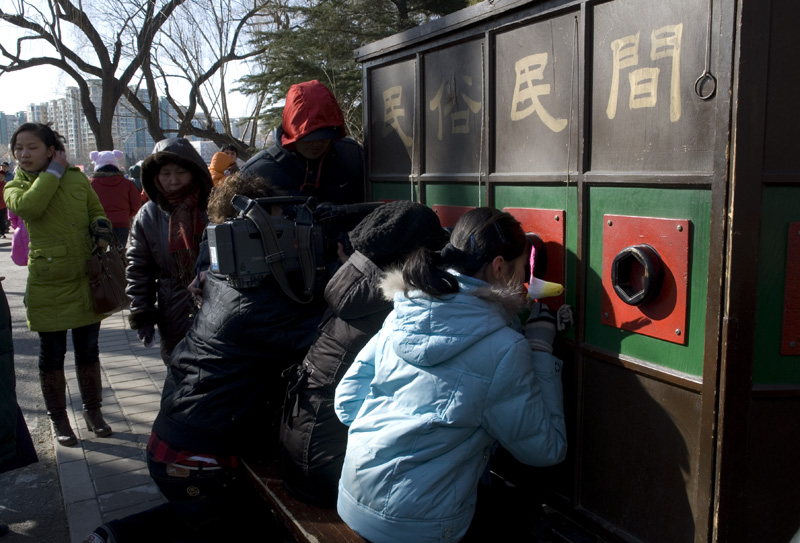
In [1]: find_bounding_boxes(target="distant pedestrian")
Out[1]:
[0,161,12,181]
[89,150,142,246]
[128,160,143,191]
[208,151,234,187]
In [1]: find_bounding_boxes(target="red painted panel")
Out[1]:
[781,223,800,355]
[431,205,475,228]
[601,215,690,345]
[505,208,566,310]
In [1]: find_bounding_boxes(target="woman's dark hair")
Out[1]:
[11,122,67,155]
[402,207,527,297]
[207,172,280,224]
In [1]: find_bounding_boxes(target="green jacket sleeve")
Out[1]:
[3,172,61,221]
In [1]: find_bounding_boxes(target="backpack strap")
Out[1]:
[293,205,317,297]
[266,145,307,184]
[244,202,314,304]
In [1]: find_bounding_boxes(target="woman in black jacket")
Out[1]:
[280,200,447,506]
[85,174,319,542]
[125,138,213,364]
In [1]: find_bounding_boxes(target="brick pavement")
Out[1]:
[58,309,167,543]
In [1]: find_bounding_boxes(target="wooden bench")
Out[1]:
[242,458,363,543]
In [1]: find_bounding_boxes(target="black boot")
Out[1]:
[39,370,78,447]
[82,524,119,543]
[76,364,112,437]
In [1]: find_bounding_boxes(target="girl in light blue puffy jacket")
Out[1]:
[335,207,567,543]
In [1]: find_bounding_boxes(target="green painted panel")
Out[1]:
[586,187,711,376]
[423,183,482,206]
[494,185,579,341]
[754,187,800,385]
[371,182,417,202]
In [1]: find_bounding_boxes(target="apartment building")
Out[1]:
[3,81,244,169]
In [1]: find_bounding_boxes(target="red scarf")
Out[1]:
[161,185,205,286]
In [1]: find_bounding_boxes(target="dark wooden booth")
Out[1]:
[355,0,800,541]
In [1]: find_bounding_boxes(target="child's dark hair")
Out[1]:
[11,123,67,154]
[221,144,238,156]
[402,207,527,297]
[207,172,280,224]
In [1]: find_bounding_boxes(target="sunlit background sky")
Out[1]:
[0,20,256,119]
[0,63,255,119]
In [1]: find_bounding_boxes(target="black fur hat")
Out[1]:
[349,200,447,268]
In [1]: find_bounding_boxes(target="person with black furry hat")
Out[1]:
[125,138,213,364]
[280,200,448,507]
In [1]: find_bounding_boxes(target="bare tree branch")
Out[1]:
[0,0,187,151]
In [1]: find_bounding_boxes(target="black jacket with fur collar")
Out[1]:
[279,251,392,506]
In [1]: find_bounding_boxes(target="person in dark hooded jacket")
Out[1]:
[240,79,365,205]
[280,200,447,507]
[125,138,212,364]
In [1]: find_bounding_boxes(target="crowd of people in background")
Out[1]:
[1,79,568,543]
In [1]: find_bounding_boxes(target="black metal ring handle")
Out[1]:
[694,72,717,100]
[611,244,664,306]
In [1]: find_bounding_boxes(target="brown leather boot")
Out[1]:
[39,370,78,446]
[76,364,112,437]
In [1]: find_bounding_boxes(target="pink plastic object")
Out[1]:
[9,211,29,266]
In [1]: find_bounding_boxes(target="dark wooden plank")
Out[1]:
[242,459,363,543]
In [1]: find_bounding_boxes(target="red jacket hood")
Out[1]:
[280,80,346,149]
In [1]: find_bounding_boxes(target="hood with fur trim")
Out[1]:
[379,269,526,368]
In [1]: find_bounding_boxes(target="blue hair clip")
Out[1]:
[469,234,479,253]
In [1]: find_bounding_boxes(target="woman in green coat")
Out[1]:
[4,123,116,447]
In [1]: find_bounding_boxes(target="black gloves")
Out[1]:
[524,302,556,354]
[91,218,115,250]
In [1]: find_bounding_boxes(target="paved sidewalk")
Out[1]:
[58,309,168,543]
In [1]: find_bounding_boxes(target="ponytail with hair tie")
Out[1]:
[438,243,462,266]
[438,242,484,275]
[403,207,527,298]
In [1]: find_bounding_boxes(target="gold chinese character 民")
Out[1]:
[510,53,567,132]
[382,86,413,158]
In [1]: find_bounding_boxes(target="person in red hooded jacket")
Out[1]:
[239,79,365,205]
[89,150,142,245]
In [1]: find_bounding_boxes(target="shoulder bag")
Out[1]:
[87,238,130,315]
